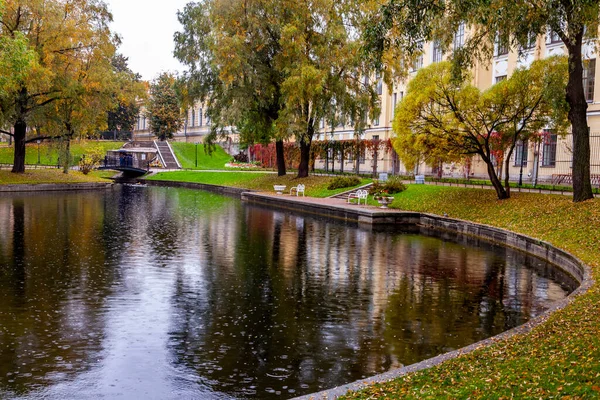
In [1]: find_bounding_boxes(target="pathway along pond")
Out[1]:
[0,185,577,399]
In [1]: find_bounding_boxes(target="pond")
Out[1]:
[0,185,576,399]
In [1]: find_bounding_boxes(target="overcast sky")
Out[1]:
[105,0,190,81]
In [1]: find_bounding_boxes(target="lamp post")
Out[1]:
[195,142,198,168]
[37,140,41,164]
[518,140,526,187]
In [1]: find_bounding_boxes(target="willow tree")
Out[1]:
[365,0,598,202]
[394,59,569,200]
[175,0,379,178]
[0,0,119,173]
[277,0,379,178]
[174,0,289,175]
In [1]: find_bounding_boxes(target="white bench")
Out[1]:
[347,189,368,205]
[415,175,425,184]
[273,185,287,195]
[290,184,305,196]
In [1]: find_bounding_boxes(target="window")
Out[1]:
[495,75,507,83]
[392,93,397,118]
[198,109,203,126]
[583,59,596,102]
[525,33,537,49]
[542,130,557,167]
[359,147,366,164]
[205,113,211,126]
[412,54,423,71]
[412,42,424,71]
[320,118,325,129]
[454,23,465,50]
[373,115,380,126]
[514,140,528,166]
[142,116,146,130]
[496,34,509,57]
[191,108,195,127]
[432,40,443,63]
[376,73,383,95]
[549,30,562,44]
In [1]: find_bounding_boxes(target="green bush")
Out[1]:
[383,175,407,194]
[368,176,407,196]
[78,147,104,175]
[327,175,361,190]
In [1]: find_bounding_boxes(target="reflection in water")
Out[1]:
[0,186,575,399]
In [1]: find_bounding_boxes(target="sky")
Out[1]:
[105,0,191,81]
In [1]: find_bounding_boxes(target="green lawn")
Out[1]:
[0,141,124,166]
[342,185,600,399]
[146,171,371,198]
[170,142,234,170]
[0,168,116,184]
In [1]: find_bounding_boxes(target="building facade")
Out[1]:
[133,27,600,184]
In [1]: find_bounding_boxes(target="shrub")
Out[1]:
[233,152,249,163]
[383,175,407,194]
[368,176,407,196]
[327,175,361,190]
[78,147,104,175]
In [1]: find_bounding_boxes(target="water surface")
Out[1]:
[0,186,575,399]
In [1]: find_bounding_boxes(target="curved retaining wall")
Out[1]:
[236,193,592,400]
[291,222,592,400]
[0,182,113,192]
[141,179,252,196]
[129,183,592,400]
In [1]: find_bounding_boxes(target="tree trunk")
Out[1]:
[275,139,286,176]
[340,149,345,174]
[566,39,594,202]
[63,137,71,174]
[372,148,378,177]
[11,119,27,173]
[504,144,516,198]
[297,124,314,178]
[486,158,509,199]
[298,139,311,178]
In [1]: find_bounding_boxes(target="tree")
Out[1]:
[107,55,144,138]
[146,72,182,141]
[0,0,117,173]
[175,0,289,175]
[42,1,119,173]
[276,0,379,178]
[175,0,379,178]
[394,59,569,200]
[364,0,598,202]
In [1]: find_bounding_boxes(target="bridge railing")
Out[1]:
[103,155,151,171]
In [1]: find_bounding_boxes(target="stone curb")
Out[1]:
[0,182,113,193]
[129,181,593,400]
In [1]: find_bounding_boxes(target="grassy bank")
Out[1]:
[342,185,600,399]
[146,171,371,198]
[0,141,123,166]
[0,169,116,185]
[170,142,234,170]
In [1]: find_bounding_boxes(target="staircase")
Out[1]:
[154,140,181,169]
[329,183,373,200]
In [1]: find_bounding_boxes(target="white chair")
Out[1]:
[290,184,305,196]
[347,189,368,205]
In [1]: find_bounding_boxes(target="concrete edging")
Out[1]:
[140,179,253,196]
[0,182,113,193]
[124,181,593,400]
